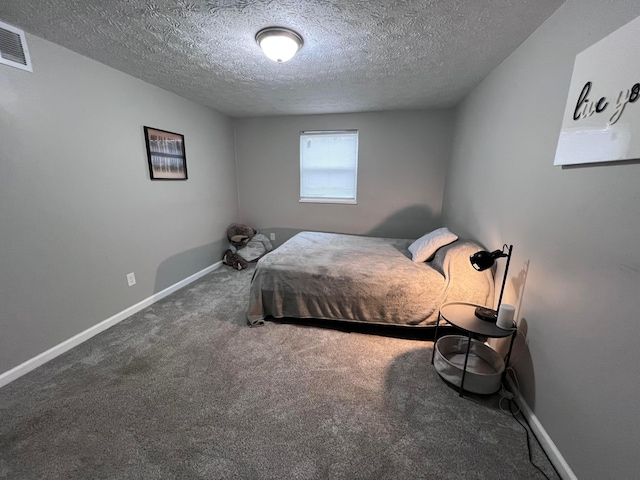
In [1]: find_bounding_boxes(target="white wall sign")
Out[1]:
[554,15,640,166]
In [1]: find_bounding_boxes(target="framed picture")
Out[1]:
[144,126,188,180]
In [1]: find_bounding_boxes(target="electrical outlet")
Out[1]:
[269,233,276,241]
[126,272,136,287]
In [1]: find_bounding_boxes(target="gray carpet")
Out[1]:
[0,265,558,479]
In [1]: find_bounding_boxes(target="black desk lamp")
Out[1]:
[470,244,513,322]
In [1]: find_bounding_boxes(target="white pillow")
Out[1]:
[408,227,458,263]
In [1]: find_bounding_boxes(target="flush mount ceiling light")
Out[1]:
[255,27,303,63]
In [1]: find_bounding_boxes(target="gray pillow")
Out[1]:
[236,233,274,262]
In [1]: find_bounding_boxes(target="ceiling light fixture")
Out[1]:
[255,27,303,63]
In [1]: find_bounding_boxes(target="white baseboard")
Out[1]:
[0,261,222,389]
[507,377,577,480]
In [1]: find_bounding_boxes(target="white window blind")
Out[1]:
[300,130,358,204]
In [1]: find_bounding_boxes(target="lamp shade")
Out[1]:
[256,27,303,63]
[470,249,502,271]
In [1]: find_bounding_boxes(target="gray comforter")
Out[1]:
[247,232,494,327]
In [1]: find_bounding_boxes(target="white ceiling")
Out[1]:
[0,0,564,118]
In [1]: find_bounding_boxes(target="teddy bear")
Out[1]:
[224,223,274,263]
[222,249,248,270]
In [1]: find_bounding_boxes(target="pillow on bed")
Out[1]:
[408,227,458,262]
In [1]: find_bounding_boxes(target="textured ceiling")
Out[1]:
[0,0,564,117]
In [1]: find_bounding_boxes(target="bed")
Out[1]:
[246,231,494,328]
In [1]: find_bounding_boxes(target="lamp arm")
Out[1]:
[496,244,513,311]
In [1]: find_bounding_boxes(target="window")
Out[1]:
[300,130,359,204]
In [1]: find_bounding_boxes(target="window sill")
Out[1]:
[299,198,357,205]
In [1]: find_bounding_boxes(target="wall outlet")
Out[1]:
[126,272,136,287]
[269,233,276,241]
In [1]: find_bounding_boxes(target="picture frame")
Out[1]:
[144,126,188,180]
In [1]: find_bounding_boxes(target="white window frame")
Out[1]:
[299,130,359,205]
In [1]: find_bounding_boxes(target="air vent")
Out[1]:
[0,20,32,72]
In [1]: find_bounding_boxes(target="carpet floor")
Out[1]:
[0,264,558,479]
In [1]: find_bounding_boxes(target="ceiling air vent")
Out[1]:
[0,20,32,72]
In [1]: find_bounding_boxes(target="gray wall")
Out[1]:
[442,1,640,477]
[0,35,239,374]
[234,111,454,244]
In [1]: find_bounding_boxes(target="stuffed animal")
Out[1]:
[222,249,248,270]
[223,223,274,269]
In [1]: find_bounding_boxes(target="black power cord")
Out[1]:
[501,339,558,479]
[508,399,552,479]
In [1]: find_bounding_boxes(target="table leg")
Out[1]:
[431,311,442,365]
[501,325,518,385]
[459,332,472,397]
